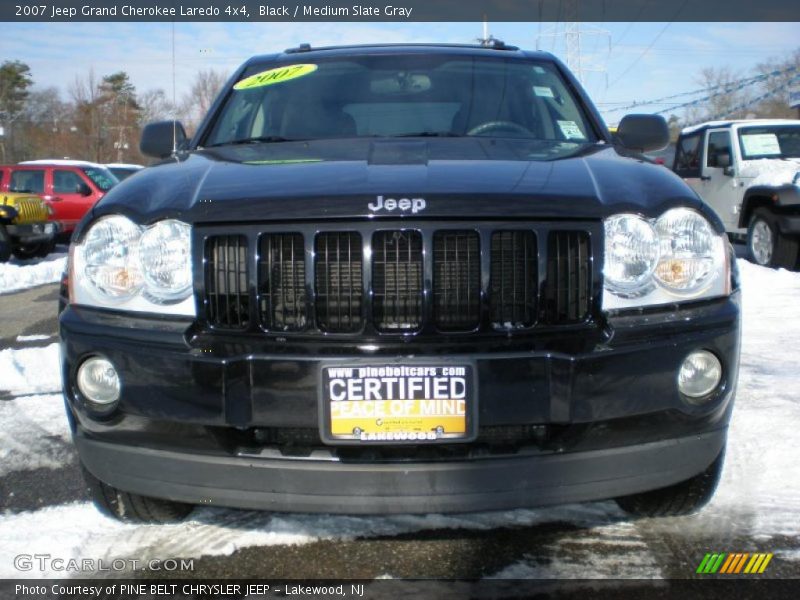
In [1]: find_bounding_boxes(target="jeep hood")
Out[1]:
[740,158,800,187]
[92,138,705,227]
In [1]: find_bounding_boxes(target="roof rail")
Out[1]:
[282,42,521,54]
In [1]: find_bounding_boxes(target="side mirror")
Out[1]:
[715,151,731,169]
[616,114,670,153]
[140,120,188,159]
[76,182,92,196]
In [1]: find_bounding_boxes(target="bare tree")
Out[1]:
[181,69,227,132]
[138,88,177,125]
[69,68,105,162]
[753,49,800,119]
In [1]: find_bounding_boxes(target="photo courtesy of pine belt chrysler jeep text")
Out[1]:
[59,43,741,522]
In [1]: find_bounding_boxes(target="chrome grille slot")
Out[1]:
[489,231,537,328]
[372,230,423,332]
[545,231,592,323]
[205,235,249,328]
[434,230,481,330]
[258,233,307,331]
[315,232,363,333]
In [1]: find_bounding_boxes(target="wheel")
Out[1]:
[615,446,725,517]
[466,120,533,137]
[12,239,56,260]
[81,464,193,523]
[0,226,11,263]
[747,208,799,269]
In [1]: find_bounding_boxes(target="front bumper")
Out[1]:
[6,222,59,244]
[61,293,740,514]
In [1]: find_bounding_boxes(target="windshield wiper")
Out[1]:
[205,135,304,147]
[391,131,465,138]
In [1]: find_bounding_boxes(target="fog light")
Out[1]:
[77,357,121,406]
[678,350,722,401]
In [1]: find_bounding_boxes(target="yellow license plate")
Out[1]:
[323,364,474,443]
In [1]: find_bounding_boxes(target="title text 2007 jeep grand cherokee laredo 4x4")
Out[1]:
[59,43,740,523]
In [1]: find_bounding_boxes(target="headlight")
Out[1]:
[603,214,659,296]
[654,209,717,293]
[71,216,195,316]
[603,209,729,310]
[80,215,143,300]
[139,220,192,302]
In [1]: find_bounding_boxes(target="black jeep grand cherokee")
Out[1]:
[60,43,740,522]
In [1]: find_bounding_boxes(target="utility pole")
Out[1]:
[536,0,610,85]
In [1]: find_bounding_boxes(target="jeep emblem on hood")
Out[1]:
[368,195,426,214]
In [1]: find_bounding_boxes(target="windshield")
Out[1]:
[81,167,118,191]
[738,125,800,160]
[204,55,598,151]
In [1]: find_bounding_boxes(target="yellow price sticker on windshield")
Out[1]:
[233,64,318,90]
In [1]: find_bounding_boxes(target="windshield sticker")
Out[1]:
[741,133,781,156]
[533,66,546,74]
[557,120,586,141]
[233,64,318,90]
[533,86,555,98]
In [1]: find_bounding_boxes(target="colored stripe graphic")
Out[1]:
[698,552,773,574]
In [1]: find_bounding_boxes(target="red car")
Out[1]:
[0,160,118,240]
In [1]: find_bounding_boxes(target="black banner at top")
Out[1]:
[3,0,800,22]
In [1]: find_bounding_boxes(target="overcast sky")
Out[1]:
[4,21,798,123]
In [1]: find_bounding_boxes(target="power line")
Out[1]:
[605,65,798,114]
[608,1,689,87]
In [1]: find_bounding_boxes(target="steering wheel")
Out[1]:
[467,120,533,137]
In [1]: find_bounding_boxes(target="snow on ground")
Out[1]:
[0,259,798,579]
[0,394,72,476]
[0,252,66,295]
[0,343,61,396]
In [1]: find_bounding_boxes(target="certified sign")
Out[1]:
[322,364,474,442]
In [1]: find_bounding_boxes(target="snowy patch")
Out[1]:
[0,501,629,578]
[0,253,66,295]
[0,343,61,396]
[0,394,72,476]
[15,334,52,342]
[700,260,800,538]
[0,260,799,579]
[487,521,664,579]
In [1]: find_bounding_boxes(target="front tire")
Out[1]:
[81,465,193,523]
[0,226,11,263]
[747,208,799,269]
[12,239,56,260]
[615,446,725,517]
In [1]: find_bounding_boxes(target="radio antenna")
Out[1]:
[171,20,177,154]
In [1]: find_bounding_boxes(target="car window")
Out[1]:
[204,55,598,156]
[80,167,118,191]
[738,125,800,160]
[9,170,45,194]
[706,131,732,168]
[674,133,702,177]
[53,169,86,194]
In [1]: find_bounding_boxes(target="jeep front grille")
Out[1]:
[9,196,49,223]
[201,222,596,334]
